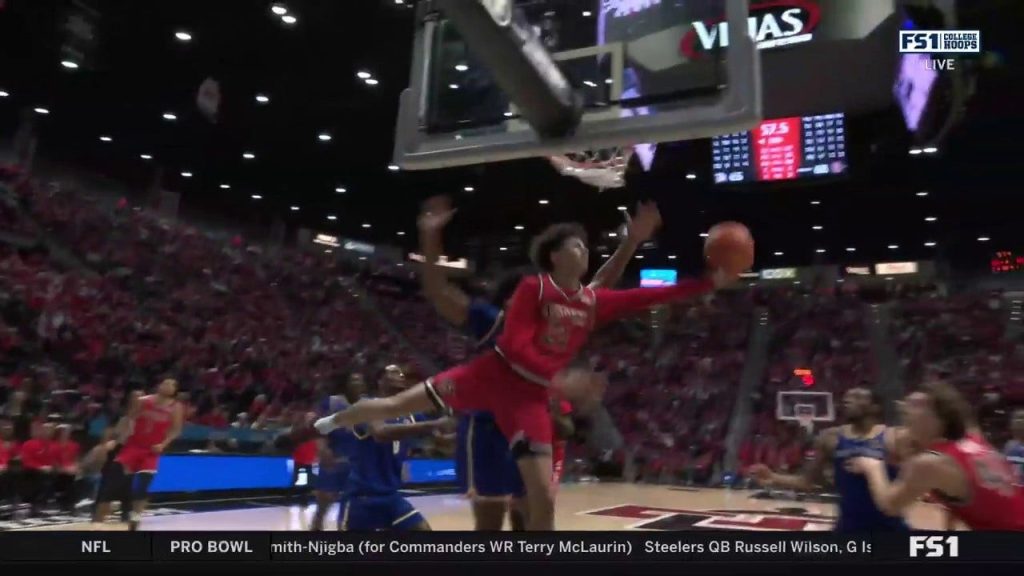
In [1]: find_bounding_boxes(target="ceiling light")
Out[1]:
[395,0,404,4]
[515,225,525,231]
[464,186,474,192]
[34,107,50,115]
[449,84,459,90]
[397,231,406,236]
[810,200,821,205]
[327,215,337,221]
[668,255,678,260]
[175,31,192,42]
[388,164,400,172]
[281,14,297,25]
[916,191,929,197]
[324,249,333,254]
[774,252,783,256]
[583,10,593,16]
[685,173,697,180]
[503,111,514,117]
[61,60,79,69]
[635,255,644,260]
[251,194,262,200]
[617,206,627,211]
[846,247,856,252]
[335,187,346,193]
[978,237,990,242]
[924,241,937,247]
[888,244,899,250]
[318,133,332,142]
[455,64,469,72]
[255,94,270,104]
[181,171,193,178]
[909,148,923,155]
[583,80,598,88]
[0,90,9,97]
[357,71,372,80]
[499,247,508,252]
[163,112,177,121]
[364,78,379,86]
[925,216,937,222]
[607,232,617,238]
[605,78,613,85]
[602,254,610,259]
[362,223,371,228]
[700,233,709,238]
[139,154,152,160]
[538,199,549,205]
[99,136,112,142]
[220,184,231,190]
[271,4,288,15]
[290,206,300,211]
[923,147,938,154]
[816,249,826,254]
[812,225,823,231]
[243,152,256,160]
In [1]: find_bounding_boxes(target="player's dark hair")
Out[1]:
[530,223,587,273]
[489,268,530,308]
[922,380,970,441]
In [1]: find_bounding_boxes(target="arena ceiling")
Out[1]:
[0,0,1022,277]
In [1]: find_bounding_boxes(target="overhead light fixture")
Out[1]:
[909,148,923,155]
[357,71,372,80]
[243,152,256,160]
[514,225,525,231]
[617,206,627,211]
[99,136,112,142]
[397,231,406,236]
[455,64,469,72]
[290,206,300,211]
[635,255,644,260]
[583,10,593,16]
[449,84,459,90]
[916,191,929,197]
[163,112,177,121]
[978,236,990,242]
[888,244,899,250]
[318,133,332,142]
[281,14,297,25]
[538,199,549,205]
[327,215,337,221]
[335,187,346,194]
[388,164,400,172]
[175,31,193,42]
[925,216,938,222]
[923,147,938,154]
[464,186,474,192]
[924,241,937,247]
[271,4,288,15]
[846,247,856,252]
[685,173,697,180]
[700,233,709,238]
[816,249,826,254]
[255,94,270,104]
[607,232,617,238]
[499,247,508,252]
[61,60,79,69]
[362,223,371,228]
[810,200,821,205]
[139,154,152,160]
[220,184,231,190]
[181,171,193,178]
[503,111,514,117]
[364,78,379,86]
[583,80,598,88]
[0,90,9,97]
[34,107,50,115]
[812,225,823,231]
[668,255,678,260]
[251,194,262,200]
[395,0,404,4]
[774,252,784,256]
[605,78,614,85]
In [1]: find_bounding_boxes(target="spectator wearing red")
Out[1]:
[19,422,56,515]
[52,424,80,513]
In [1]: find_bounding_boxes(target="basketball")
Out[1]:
[704,221,755,274]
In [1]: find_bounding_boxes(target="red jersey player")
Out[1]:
[848,380,1024,530]
[317,220,741,529]
[93,378,183,530]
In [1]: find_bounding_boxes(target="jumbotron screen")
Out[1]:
[712,113,849,184]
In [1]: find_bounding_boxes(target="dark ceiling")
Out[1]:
[0,0,1022,279]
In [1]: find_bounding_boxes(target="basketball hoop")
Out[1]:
[548,146,633,191]
[796,414,815,436]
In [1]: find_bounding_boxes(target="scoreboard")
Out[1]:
[712,113,849,184]
[992,251,1024,274]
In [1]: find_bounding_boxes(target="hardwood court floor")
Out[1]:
[21,483,946,532]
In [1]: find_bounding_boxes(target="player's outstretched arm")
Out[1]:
[589,201,661,289]
[418,196,470,326]
[848,453,939,516]
[752,427,838,491]
[364,419,448,443]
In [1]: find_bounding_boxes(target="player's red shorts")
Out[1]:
[426,352,553,452]
[116,445,160,474]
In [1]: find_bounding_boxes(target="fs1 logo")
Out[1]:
[909,536,959,558]
[899,30,981,54]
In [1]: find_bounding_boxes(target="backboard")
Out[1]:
[776,390,835,423]
[394,0,763,170]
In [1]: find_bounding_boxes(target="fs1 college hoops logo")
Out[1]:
[909,536,959,558]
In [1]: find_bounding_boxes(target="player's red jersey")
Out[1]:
[930,435,1024,530]
[495,274,713,386]
[125,395,177,449]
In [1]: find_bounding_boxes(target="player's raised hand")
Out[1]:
[418,195,456,232]
[626,201,662,243]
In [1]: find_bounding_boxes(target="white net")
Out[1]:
[548,146,633,191]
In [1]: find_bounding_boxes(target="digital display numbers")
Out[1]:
[991,251,1024,274]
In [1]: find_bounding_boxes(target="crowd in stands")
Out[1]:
[3,164,1024,518]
